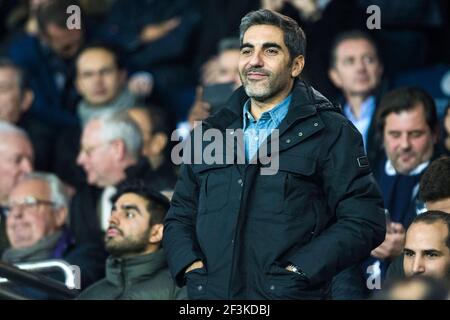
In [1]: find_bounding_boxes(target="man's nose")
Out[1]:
[399,134,411,150]
[412,257,425,275]
[20,157,33,173]
[76,150,86,165]
[247,50,264,68]
[108,210,120,226]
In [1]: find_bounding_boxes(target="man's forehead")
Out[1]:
[242,25,285,46]
[0,67,18,82]
[10,179,49,199]
[337,38,376,56]
[407,222,449,244]
[77,50,116,70]
[116,193,150,210]
[385,106,428,128]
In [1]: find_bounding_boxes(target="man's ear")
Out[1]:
[149,133,168,157]
[20,89,34,113]
[149,223,163,244]
[328,68,342,88]
[110,139,127,160]
[291,55,305,78]
[54,207,68,228]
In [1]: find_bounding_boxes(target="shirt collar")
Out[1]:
[243,94,292,129]
[385,159,430,176]
[344,96,376,121]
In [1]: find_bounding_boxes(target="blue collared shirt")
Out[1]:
[243,94,291,161]
[343,96,376,150]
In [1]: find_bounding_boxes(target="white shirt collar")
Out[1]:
[385,159,430,176]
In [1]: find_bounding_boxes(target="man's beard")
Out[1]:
[105,227,151,258]
[241,67,289,102]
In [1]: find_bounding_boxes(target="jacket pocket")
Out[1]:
[278,155,322,217]
[194,164,231,214]
[264,264,326,300]
[185,268,208,300]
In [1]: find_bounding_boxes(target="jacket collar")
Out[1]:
[206,79,339,134]
[106,249,167,287]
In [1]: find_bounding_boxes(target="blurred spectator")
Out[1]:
[386,156,450,281]
[365,87,441,281]
[103,0,201,120]
[187,37,242,130]
[420,156,450,213]
[403,211,450,281]
[374,275,449,300]
[77,180,186,300]
[0,122,33,256]
[356,0,449,76]
[444,105,450,153]
[9,0,85,129]
[264,0,367,98]
[201,37,241,87]
[6,0,51,37]
[75,44,136,126]
[127,106,177,191]
[193,0,259,73]
[71,111,154,246]
[0,58,33,123]
[328,30,385,167]
[2,172,106,295]
[0,58,57,171]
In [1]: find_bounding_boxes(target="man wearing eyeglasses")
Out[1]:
[71,111,157,247]
[75,44,138,127]
[2,172,105,296]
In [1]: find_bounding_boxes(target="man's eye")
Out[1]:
[410,131,424,138]
[404,251,414,257]
[266,48,278,55]
[343,58,354,65]
[240,49,251,56]
[426,252,439,258]
[363,56,376,64]
[389,132,401,138]
[126,211,136,219]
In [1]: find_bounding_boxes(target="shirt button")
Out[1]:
[298,132,303,137]
[286,139,291,144]
[314,122,319,127]
[270,285,275,291]
[197,285,203,291]
[238,179,243,186]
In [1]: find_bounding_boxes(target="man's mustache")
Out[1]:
[107,225,123,236]
[244,67,270,76]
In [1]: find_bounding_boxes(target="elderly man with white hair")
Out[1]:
[71,110,157,247]
[2,172,106,296]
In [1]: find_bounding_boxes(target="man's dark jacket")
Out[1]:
[163,80,386,300]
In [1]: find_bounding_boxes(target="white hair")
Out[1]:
[0,121,29,141]
[24,172,68,209]
[90,110,143,160]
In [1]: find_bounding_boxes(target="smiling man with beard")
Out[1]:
[164,9,385,300]
[77,180,186,300]
[363,87,441,283]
